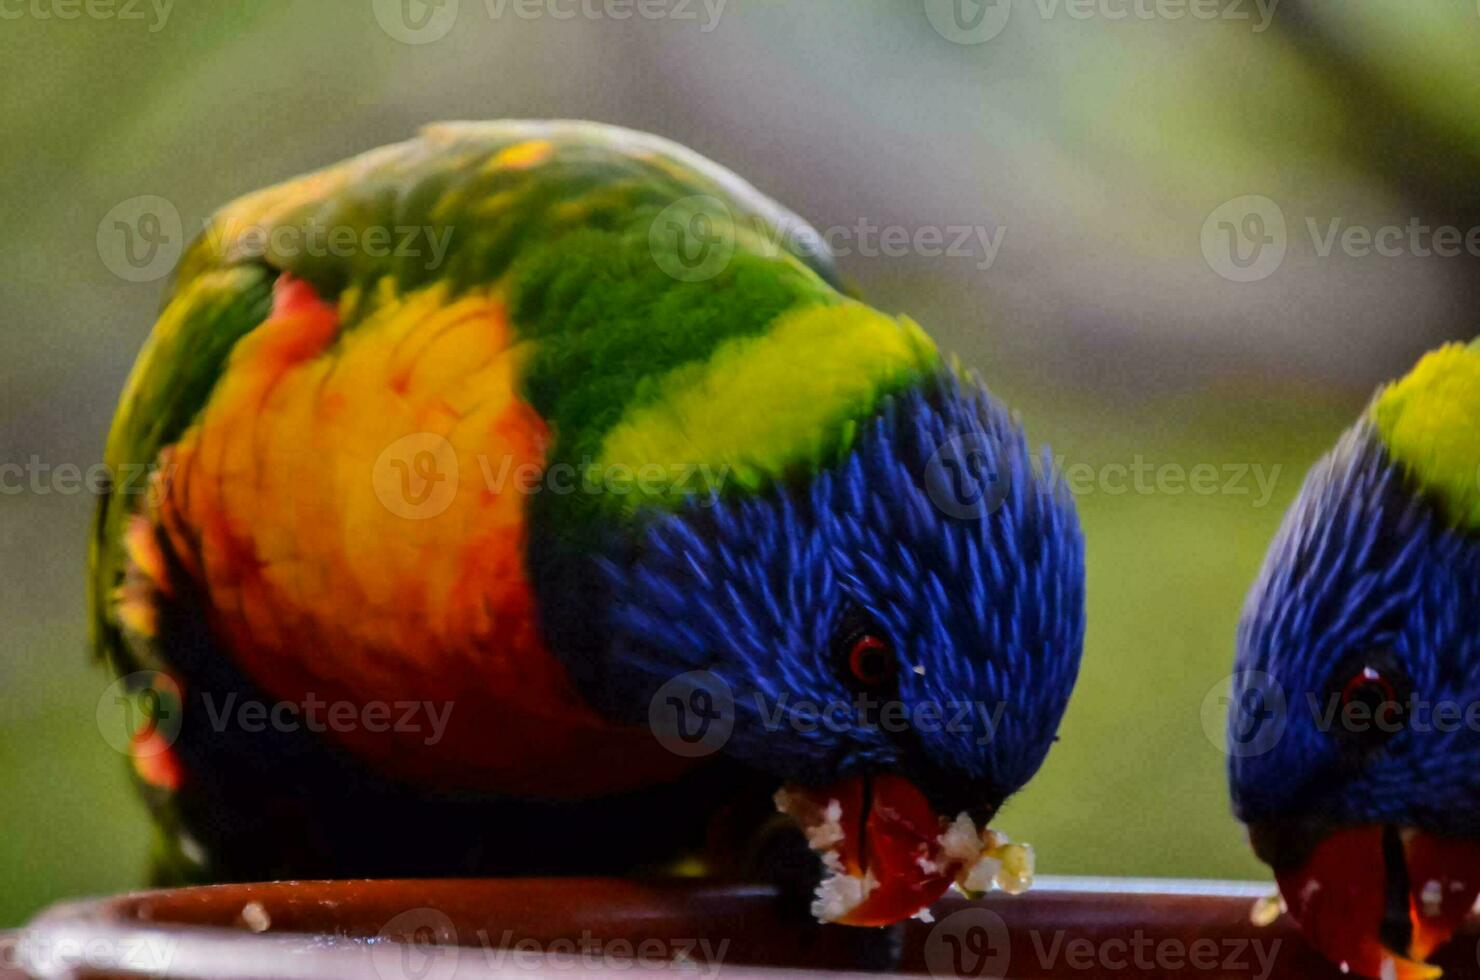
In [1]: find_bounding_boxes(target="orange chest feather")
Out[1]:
[154,276,686,795]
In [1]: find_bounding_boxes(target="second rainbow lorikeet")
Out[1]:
[1233,339,1480,977]
[91,121,1086,926]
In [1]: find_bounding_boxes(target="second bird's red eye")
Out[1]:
[847,634,895,687]
[1341,666,1396,709]
[1339,665,1405,738]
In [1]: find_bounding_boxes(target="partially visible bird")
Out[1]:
[92,121,1086,925]
[1233,339,1480,978]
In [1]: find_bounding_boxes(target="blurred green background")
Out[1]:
[6,0,1480,929]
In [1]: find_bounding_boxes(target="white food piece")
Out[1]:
[959,853,1004,894]
[812,867,879,923]
[939,812,1035,897]
[806,799,846,851]
[775,789,876,923]
[939,813,986,865]
[774,789,846,852]
[1420,879,1443,919]
[240,901,271,933]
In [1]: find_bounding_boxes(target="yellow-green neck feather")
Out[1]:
[1371,340,1480,531]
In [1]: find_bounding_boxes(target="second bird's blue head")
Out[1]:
[1231,342,1480,978]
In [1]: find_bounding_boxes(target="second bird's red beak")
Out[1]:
[1260,824,1480,979]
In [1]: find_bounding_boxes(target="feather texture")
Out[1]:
[92,122,1085,883]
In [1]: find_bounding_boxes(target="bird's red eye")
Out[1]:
[1338,665,1406,741]
[847,634,895,688]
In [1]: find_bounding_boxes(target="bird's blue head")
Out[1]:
[1232,423,1480,832]
[1232,345,1480,976]
[586,367,1085,924]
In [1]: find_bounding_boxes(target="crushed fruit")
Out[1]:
[775,782,1035,925]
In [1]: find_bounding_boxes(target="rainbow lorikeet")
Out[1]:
[91,121,1085,926]
[1232,340,1480,978]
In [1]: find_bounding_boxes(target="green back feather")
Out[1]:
[96,121,938,647]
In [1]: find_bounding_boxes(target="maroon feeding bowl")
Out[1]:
[10,876,1480,979]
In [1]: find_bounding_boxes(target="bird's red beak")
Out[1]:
[1265,824,1480,979]
[776,774,1022,926]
